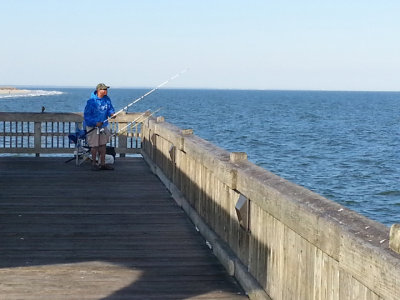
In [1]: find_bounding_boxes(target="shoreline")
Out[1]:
[0,88,30,95]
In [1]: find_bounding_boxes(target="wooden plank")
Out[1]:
[0,157,248,300]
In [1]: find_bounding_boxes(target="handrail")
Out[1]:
[140,116,400,300]
[0,112,143,156]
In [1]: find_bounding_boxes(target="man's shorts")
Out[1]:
[86,127,111,147]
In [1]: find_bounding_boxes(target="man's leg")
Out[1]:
[99,144,114,170]
[99,144,106,166]
[91,146,98,166]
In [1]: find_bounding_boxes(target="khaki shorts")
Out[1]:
[86,127,111,147]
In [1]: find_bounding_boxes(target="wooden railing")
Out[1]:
[0,112,143,156]
[3,112,400,299]
[141,116,400,300]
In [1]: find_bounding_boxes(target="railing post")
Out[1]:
[34,121,41,157]
[118,122,127,158]
[390,224,400,254]
[0,112,143,156]
[230,152,248,163]
[181,129,193,135]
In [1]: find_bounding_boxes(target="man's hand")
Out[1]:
[110,113,116,119]
[96,121,103,127]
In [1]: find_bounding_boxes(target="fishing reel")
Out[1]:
[96,127,106,135]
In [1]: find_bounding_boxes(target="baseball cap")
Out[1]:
[96,83,110,90]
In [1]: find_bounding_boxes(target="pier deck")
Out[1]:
[0,157,247,300]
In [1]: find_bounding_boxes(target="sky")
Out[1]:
[1,0,399,91]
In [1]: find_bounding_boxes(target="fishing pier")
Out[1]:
[1,112,400,300]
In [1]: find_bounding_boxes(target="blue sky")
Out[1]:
[1,1,399,91]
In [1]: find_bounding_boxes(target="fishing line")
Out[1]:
[109,68,188,121]
[113,107,162,136]
[94,68,187,135]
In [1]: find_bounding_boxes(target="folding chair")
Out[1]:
[65,128,91,165]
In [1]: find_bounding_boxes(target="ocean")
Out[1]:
[1,87,400,227]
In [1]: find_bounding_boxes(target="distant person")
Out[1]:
[84,83,115,171]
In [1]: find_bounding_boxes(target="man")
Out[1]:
[84,83,115,171]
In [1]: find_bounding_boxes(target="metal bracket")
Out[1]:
[235,194,250,232]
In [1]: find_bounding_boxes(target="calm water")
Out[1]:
[2,88,400,226]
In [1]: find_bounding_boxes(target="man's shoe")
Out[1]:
[100,164,114,171]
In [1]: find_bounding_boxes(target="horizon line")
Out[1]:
[1,84,400,93]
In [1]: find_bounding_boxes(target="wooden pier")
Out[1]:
[0,157,247,299]
[2,112,400,299]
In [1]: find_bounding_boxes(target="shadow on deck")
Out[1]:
[0,157,247,300]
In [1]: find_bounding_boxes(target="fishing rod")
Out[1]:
[66,67,184,165]
[90,69,187,135]
[109,68,187,121]
[112,107,162,136]
[65,108,162,164]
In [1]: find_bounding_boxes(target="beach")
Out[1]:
[0,87,30,95]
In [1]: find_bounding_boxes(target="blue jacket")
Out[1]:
[84,91,115,128]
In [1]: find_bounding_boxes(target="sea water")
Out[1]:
[1,88,400,227]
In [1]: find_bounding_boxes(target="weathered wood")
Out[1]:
[230,152,248,163]
[389,224,400,254]
[0,112,143,122]
[4,112,400,299]
[181,129,193,135]
[142,117,400,300]
[0,157,247,299]
[156,116,165,123]
[0,112,83,122]
[0,112,143,155]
